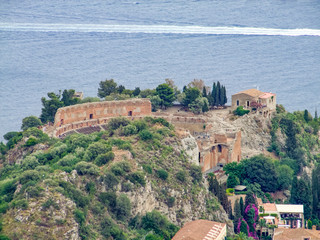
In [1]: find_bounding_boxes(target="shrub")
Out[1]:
[84,141,112,161]
[104,172,119,189]
[85,182,96,195]
[115,193,131,221]
[110,161,131,176]
[24,137,39,147]
[142,210,179,239]
[26,185,44,198]
[227,174,240,188]
[127,171,146,186]
[42,198,59,210]
[75,161,99,176]
[11,199,28,210]
[57,154,78,167]
[139,129,153,141]
[233,106,250,116]
[59,181,89,208]
[121,182,133,192]
[190,165,202,182]
[107,117,130,130]
[95,152,114,166]
[157,169,168,180]
[100,216,125,240]
[176,170,186,182]
[132,120,147,132]
[74,208,86,225]
[22,156,39,170]
[20,170,40,184]
[166,196,175,208]
[143,164,153,174]
[0,179,17,202]
[123,125,138,136]
[98,192,117,209]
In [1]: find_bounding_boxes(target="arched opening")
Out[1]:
[236,100,239,106]
[218,145,222,153]
[246,101,250,107]
[128,111,133,116]
[89,114,93,119]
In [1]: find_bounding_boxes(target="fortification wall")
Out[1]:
[53,99,151,137]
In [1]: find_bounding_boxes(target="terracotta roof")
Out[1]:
[235,89,264,97]
[172,220,226,240]
[263,203,277,213]
[274,228,320,240]
[259,92,276,99]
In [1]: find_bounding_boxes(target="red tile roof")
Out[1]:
[172,220,226,240]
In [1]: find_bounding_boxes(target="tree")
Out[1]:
[21,116,42,131]
[155,84,175,108]
[276,165,294,190]
[227,174,240,188]
[187,79,205,92]
[202,86,207,98]
[242,155,278,192]
[240,197,245,217]
[304,109,312,122]
[181,87,200,107]
[98,79,117,98]
[188,97,209,114]
[150,95,163,112]
[312,165,320,218]
[40,92,64,123]
[132,87,141,96]
[117,85,125,94]
[61,89,80,106]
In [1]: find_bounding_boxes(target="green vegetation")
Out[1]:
[0,115,221,239]
[233,106,250,116]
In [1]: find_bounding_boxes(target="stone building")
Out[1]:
[53,98,151,137]
[196,131,241,173]
[231,89,276,118]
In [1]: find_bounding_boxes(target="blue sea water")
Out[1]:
[0,0,320,140]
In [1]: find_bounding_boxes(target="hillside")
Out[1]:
[0,117,232,240]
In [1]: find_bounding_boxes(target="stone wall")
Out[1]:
[53,99,151,137]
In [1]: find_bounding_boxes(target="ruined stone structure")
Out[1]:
[153,110,242,173]
[196,131,241,173]
[52,99,151,137]
[50,100,241,173]
[231,89,276,118]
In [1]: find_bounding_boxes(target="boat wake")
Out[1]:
[1,23,320,37]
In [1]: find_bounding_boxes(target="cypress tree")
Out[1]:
[240,197,244,217]
[211,82,216,106]
[202,86,207,98]
[202,100,209,113]
[239,219,249,235]
[216,81,221,106]
[223,86,227,105]
[315,109,318,120]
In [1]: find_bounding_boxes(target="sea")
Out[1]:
[1,0,320,141]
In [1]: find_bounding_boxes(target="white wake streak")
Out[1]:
[1,23,320,36]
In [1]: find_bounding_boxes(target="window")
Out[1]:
[198,152,201,163]
[89,114,93,119]
[236,100,239,106]
[128,111,133,116]
[247,101,250,107]
[218,145,222,152]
